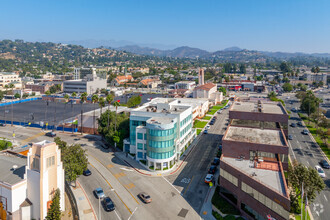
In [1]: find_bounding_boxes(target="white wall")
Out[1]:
[0,181,27,214]
[27,169,40,220]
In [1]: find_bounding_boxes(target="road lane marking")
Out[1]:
[306,161,310,165]
[88,153,140,205]
[127,207,138,220]
[113,172,126,178]
[162,176,182,195]
[20,131,45,144]
[183,176,194,196]
[324,195,328,202]
[124,183,135,189]
[120,167,133,172]
[107,164,114,168]
[88,162,133,214]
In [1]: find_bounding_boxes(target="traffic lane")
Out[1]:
[78,164,124,220]
[84,144,201,220]
[166,111,227,212]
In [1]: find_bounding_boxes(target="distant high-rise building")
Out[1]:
[198,68,204,85]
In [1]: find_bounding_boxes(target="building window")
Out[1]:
[137,133,143,140]
[32,158,39,170]
[46,156,55,168]
[137,143,143,150]
[144,133,147,140]
[137,152,143,158]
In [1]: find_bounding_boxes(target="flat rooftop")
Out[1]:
[0,153,27,185]
[224,126,286,146]
[147,117,174,125]
[223,157,287,196]
[231,101,285,114]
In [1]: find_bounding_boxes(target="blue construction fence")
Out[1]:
[0,119,78,132]
[0,97,42,107]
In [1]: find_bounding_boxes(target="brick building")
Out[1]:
[218,99,290,220]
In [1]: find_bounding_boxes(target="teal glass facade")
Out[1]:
[147,123,177,160]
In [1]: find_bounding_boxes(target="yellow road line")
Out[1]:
[88,153,140,205]
[183,176,194,196]
[21,132,45,145]
[88,162,132,214]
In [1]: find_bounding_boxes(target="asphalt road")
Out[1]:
[166,107,229,215]
[283,94,330,219]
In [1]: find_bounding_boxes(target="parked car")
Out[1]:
[213,116,217,120]
[94,188,105,199]
[0,123,6,127]
[302,129,309,135]
[315,165,326,178]
[218,145,222,151]
[204,174,214,184]
[138,192,152,203]
[297,121,303,126]
[216,150,221,158]
[290,123,296,127]
[103,197,115,211]
[320,160,330,169]
[291,107,296,112]
[212,157,220,165]
[45,131,56,137]
[208,165,217,174]
[217,110,222,114]
[83,169,92,176]
[209,121,214,125]
[203,129,208,134]
[288,135,293,140]
[206,125,211,130]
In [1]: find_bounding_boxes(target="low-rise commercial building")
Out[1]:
[193,83,223,104]
[0,72,22,89]
[175,81,196,90]
[218,99,290,220]
[124,98,197,171]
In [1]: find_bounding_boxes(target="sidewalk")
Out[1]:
[113,130,204,177]
[71,180,97,220]
[199,185,217,220]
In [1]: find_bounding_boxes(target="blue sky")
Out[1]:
[0,0,329,53]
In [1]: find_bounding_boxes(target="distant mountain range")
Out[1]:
[116,45,330,59]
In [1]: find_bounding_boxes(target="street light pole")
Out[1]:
[98,197,101,220]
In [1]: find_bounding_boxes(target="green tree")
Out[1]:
[289,161,325,203]
[54,137,88,184]
[99,97,105,115]
[282,83,293,92]
[45,90,51,96]
[127,95,141,108]
[22,93,29,99]
[106,94,114,128]
[80,92,87,134]
[219,87,227,96]
[64,94,70,101]
[239,64,246,74]
[45,189,61,220]
[113,100,121,133]
[71,92,77,98]
[280,62,291,73]
[14,93,20,99]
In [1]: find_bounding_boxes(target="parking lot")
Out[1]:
[0,99,98,125]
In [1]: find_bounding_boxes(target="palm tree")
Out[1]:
[99,97,105,115]
[106,94,114,128]
[71,92,76,133]
[113,100,121,133]
[80,92,87,134]
[9,84,15,126]
[92,94,99,135]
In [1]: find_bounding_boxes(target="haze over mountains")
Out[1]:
[116,45,330,59]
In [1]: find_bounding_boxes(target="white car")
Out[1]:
[315,165,326,178]
[206,125,211,130]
